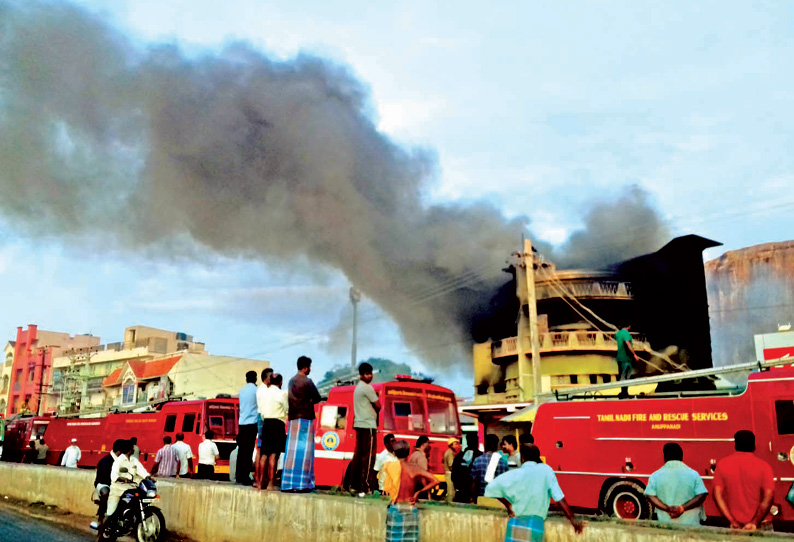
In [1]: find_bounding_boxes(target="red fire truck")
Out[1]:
[1,398,239,475]
[532,363,794,524]
[313,375,461,495]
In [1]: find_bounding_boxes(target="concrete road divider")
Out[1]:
[1,463,792,541]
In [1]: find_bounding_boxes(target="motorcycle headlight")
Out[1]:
[146,490,157,498]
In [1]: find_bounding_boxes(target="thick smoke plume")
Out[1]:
[0,2,669,366]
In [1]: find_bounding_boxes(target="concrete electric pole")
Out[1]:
[349,286,361,370]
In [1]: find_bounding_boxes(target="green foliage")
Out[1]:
[320,357,415,385]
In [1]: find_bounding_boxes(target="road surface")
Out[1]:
[0,505,95,541]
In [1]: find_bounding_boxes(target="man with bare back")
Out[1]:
[381,439,439,542]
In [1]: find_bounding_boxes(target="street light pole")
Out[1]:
[349,287,361,370]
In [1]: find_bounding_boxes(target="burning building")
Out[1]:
[464,234,720,425]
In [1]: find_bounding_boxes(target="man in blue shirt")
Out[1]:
[486,444,583,541]
[645,443,707,526]
[471,434,509,502]
[236,370,259,486]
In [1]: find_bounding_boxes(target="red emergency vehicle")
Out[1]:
[533,365,794,524]
[1,398,239,475]
[313,375,461,495]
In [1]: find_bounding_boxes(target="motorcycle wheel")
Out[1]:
[136,507,166,542]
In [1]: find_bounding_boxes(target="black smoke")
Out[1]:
[0,1,670,366]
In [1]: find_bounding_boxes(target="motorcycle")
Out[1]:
[90,478,166,542]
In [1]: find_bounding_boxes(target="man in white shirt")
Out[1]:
[254,368,274,488]
[374,433,398,491]
[171,432,194,478]
[61,438,81,468]
[257,373,289,490]
[197,429,220,479]
[106,440,150,518]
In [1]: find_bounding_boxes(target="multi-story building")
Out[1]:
[1,341,15,415]
[48,325,268,416]
[5,326,100,416]
[464,235,720,432]
[49,325,207,415]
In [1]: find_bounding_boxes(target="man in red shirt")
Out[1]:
[713,430,775,530]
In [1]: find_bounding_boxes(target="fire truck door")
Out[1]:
[770,397,794,477]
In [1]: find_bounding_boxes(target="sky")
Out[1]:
[1,1,792,395]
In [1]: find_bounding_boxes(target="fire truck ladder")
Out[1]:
[538,356,793,402]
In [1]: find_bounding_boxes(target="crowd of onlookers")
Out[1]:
[12,357,786,542]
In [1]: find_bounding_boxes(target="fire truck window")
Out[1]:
[164,415,177,433]
[427,397,460,435]
[384,396,426,432]
[182,413,196,433]
[320,405,347,429]
[394,402,411,417]
[209,416,223,427]
[775,401,794,435]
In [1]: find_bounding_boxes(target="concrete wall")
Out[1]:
[1,463,792,542]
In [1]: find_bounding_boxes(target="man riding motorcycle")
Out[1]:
[93,439,127,539]
[105,439,152,526]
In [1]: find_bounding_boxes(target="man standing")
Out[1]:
[501,435,520,469]
[236,370,258,486]
[197,430,220,480]
[254,367,274,488]
[171,432,194,478]
[282,356,322,492]
[616,325,641,398]
[645,443,708,526]
[257,373,288,490]
[374,433,398,491]
[443,438,461,502]
[381,440,440,542]
[408,436,430,470]
[34,438,49,464]
[451,433,482,504]
[714,430,775,530]
[349,362,381,496]
[130,437,141,461]
[61,438,81,468]
[152,436,179,478]
[486,444,583,541]
[471,434,508,502]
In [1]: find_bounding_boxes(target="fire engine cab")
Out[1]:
[532,361,794,525]
[313,375,461,495]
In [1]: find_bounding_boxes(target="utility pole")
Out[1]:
[516,240,543,403]
[349,286,361,370]
[524,239,543,403]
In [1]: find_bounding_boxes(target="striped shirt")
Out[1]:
[154,444,179,477]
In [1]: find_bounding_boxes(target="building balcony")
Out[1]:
[534,272,633,301]
[491,331,648,360]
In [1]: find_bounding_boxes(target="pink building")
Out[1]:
[6,325,99,416]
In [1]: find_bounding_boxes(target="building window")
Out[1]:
[122,381,136,404]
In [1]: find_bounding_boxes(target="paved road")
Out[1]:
[0,505,95,542]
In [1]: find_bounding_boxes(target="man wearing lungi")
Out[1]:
[282,355,322,492]
[485,444,583,542]
[381,440,439,542]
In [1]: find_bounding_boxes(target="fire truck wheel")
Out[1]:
[603,481,651,520]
